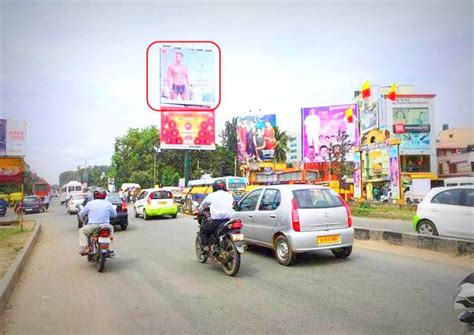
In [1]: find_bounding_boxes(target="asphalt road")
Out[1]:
[1,200,472,334]
[353,217,414,233]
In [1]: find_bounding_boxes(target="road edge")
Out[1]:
[0,221,41,314]
[354,228,474,256]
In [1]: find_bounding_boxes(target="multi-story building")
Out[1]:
[286,131,301,164]
[437,126,474,177]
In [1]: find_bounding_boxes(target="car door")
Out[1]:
[461,189,474,239]
[430,189,464,238]
[252,189,281,246]
[135,191,148,215]
[234,189,263,243]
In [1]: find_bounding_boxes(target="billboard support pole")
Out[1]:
[184,150,190,187]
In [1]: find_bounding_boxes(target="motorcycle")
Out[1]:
[84,225,115,273]
[455,273,474,333]
[194,207,245,277]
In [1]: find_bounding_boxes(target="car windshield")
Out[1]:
[292,188,343,209]
[228,182,247,190]
[107,194,122,202]
[151,191,172,199]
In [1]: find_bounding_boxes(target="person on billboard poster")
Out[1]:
[303,145,323,163]
[263,120,275,150]
[318,145,329,161]
[394,110,408,124]
[303,109,321,148]
[238,118,248,159]
[166,52,191,100]
[390,157,399,188]
[245,121,256,159]
[254,128,266,161]
[414,110,429,125]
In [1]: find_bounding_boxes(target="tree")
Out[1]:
[328,129,354,190]
[273,126,289,163]
[220,118,237,154]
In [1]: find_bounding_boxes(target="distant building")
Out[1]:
[437,127,474,177]
[286,131,301,164]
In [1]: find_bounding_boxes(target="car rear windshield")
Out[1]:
[150,191,173,199]
[73,194,86,200]
[23,198,38,204]
[107,194,122,202]
[292,188,343,209]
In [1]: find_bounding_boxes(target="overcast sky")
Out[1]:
[1,0,473,184]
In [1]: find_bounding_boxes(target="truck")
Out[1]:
[403,179,432,204]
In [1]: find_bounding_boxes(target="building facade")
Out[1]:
[286,131,302,164]
[437,128,474,177]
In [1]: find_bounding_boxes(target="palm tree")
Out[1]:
[273,126,289,163]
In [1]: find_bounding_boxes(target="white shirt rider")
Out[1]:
[199,190,234,220]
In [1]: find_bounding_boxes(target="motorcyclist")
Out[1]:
[78,189,117,255]
[198,179,235,254]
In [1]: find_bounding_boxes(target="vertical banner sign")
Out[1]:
[160,111,215,150]
[389,146,400,200]
[353,152,362,198]
[0,119,6,155]
[6,119,27,156]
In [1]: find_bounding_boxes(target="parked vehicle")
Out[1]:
[77,193,129,230]
[134,188,178,220]
[194,208,244,276]
[32,182,51,200]
[19,196,44,214]
[82,225,115,273]
[412,186,474,239]
[404,179,431,204]
[60,181,83,205]
[233,185,354,265]
[66,193,88,215]
[455,273,474,332]
[443,177,474,187]
[0,199,7,217]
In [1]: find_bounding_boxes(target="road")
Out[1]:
[353,217,413,233]
[1,200,472,334]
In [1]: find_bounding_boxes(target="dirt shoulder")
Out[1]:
[0,221,36,279]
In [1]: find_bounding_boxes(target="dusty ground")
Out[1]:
[0,221,35,279]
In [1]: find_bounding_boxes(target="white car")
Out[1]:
[413,186,474,240]
[66,193,88,215]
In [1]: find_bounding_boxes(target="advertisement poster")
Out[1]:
[393,108,429,125]
[160,111,215,150]
[353,152,362,198]
[236,114,276,163]
[0,119,6,155]
[397,133,430,151]
[360,105,377,134]
[389,146,400,200]
[160,47,218,109]
[0,158,24,183]
[301,104,358,162]
[6,119,27,156]
[378,99,387,130]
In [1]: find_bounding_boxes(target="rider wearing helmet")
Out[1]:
[78,189,117,255]
[198,179,235,254]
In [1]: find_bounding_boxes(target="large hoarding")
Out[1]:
[160,47,218,109]
[301,104,358,162]
[6,119,27,156]
[0,119,6,155]
[392,107,430,152]
[0,157,24,184]
[237,114,276,163]
[160,111,215,150]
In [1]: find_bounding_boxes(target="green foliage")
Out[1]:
[273,126,289,163]
[58,166,110,188]
[328,129,354,184]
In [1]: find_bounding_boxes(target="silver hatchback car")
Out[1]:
[232,185,354,265]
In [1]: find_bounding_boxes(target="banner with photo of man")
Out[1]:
[301,104,358,163]
[160,46,218,109]
[237,114,276,163]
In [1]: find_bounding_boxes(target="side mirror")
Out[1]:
[233,202,240,211]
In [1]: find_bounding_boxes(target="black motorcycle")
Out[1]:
[195,209,245,277]
[84,226,114,273]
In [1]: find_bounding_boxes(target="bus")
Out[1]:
[188,176,248,202]
[32,182,51,200]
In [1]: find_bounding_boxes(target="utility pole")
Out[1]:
[153,146,161,187]
[184,150,190,187]
[76,157,95,185]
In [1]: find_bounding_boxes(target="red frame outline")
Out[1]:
[146,40,222,112]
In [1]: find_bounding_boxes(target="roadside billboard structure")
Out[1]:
[236,114,277,163]
[6,119,27,156]
[160,111,215,150]
[0,157,24,184]
[301,104,358,162]
[0,119,6,155]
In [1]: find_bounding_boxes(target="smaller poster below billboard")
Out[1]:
[353,152,362,198]
[6,119,27,156]
[389,146,400,200]
[0,157,24,184]
[236,114,276,163]
[0,119,6,155]
[160,111,215,150]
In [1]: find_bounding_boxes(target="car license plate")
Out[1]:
[231,233,244,241]
[98,237,110,243]
[317,235,341,245]
[158,201,167,205]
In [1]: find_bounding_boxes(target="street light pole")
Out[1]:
[76,157,95,184]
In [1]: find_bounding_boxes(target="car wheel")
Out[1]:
[274,235,296,266]
[332,246,352,258]
[121,224,128,231]
[143,210,149,221]
[171,213,177,219]
[417,220,438,236]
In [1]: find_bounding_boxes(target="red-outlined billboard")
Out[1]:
[146,41,221,112]
[160,111,215,150]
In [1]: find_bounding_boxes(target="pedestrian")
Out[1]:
[43,193,50,211]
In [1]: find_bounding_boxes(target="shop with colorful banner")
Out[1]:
[160,111,215,150]
[0,157,24,184]
[236,114,276,163]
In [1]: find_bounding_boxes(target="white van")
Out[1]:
[443,177,474,187]
[60,181,83,205]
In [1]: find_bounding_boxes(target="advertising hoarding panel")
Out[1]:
[0,157,24,184]
[0,119,6,155]
[353,152,362,198]
[389,146,400,200]
[6,120,27,156]
[236,114,276,163]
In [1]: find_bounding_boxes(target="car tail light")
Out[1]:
[121,201,128,212]
[231,219,243,230]
[291,198,301,232]
[99,229,110,237]
[338,196,352,228]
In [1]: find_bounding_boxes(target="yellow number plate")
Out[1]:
[317,235,341,245]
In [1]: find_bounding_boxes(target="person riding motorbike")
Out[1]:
[198,179,235,255]
[78,189,117,255]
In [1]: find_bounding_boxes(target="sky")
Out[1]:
[1,0,473,184]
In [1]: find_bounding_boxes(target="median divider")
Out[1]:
[354,227,474,256]
[0,221,41,314]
